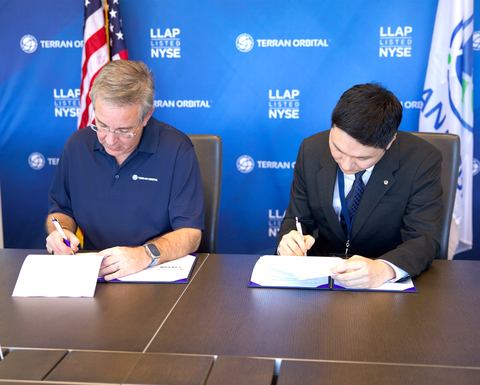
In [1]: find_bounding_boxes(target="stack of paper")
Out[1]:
[12,253,103,297]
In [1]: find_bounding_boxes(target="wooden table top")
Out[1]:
[0,249,208,351]
[1,250,480,384]
[147,254,480,367]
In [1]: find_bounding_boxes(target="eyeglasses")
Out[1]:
[90,123,141,139]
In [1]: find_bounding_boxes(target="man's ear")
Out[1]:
[142,106,155,126]
[385,133,397,150]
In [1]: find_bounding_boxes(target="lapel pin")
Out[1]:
[384,180,389,185]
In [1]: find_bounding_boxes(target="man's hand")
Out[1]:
[329,255,396,289]
[46,229,80,255]
[278,230,315,256]
[98,246,152,281]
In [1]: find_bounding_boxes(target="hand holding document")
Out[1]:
[332,279,417,292]
[250,255,344,288]
[99,255,197,283]
[249,255,417,292]
[12,253,103,297]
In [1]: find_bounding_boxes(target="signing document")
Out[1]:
[250,255,342,288]
[249,255,417,292]
[12,253,103,297]
[98,255,197,283]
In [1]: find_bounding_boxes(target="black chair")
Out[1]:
[411,132,460,260]
[187,134,222,254]
[0,182,3,249]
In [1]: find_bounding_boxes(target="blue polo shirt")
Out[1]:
[48,117,205,250]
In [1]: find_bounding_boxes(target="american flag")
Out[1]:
[78,0,129,130]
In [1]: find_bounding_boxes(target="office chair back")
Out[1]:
[187,134,222,254]
[0,182,3,248]
[411,132,460,259]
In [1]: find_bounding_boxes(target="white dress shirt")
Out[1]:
[333,165,408,282]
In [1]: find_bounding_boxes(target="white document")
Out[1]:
[12,253,103,297]
[250,255,344,288]
[112,254,196,282]
[333,278,416,291]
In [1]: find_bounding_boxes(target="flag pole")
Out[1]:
[104,0,110,58]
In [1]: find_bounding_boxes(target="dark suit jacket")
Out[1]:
[277,130,443,277]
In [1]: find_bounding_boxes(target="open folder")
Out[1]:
[97,254,197,283]
[248,255,417,293]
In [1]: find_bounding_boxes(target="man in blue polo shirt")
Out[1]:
[45,60,204,281]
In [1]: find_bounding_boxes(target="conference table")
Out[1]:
[1,249,479,384]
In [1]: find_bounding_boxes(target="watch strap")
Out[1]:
[143,244,161,266]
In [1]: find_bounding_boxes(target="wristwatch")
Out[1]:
[144,243,161,266]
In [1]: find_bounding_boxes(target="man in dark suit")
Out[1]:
[277,83,443,288]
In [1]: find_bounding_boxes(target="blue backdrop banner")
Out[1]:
[1,0,479,259]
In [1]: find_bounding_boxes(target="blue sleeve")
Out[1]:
[168,145,205,231]
[47,140,74,219]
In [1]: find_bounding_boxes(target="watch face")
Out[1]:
[147,243,161,257]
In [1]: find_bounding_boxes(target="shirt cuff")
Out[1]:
[377,259,409,282]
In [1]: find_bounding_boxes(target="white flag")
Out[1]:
[419,0,474,256]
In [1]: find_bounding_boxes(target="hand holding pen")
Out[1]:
[50,216,76,255]
[277,220,315,256]
[295,217,307,256]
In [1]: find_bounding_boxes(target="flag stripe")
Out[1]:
[112,49,128,61]
[80,28,108,96]
[79,66,102,129]
[83,7,105,44]
[78,0,129,129]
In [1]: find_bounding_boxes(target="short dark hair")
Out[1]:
[331,83,402,149]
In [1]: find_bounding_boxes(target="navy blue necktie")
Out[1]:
[346,170,366,219]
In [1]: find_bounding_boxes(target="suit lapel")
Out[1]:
[351,138,400,239]
[316,150,346,243]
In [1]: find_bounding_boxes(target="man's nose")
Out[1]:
[104,131,118,144]
[340,156,355,173]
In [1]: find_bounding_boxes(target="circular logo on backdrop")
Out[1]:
[236,155,255,173]
[20,35,38,53]
[236,33,254,53]
[473,31,480,51]
[473,158,480,176]
[447,17,474,132]
[28,152,45,170]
